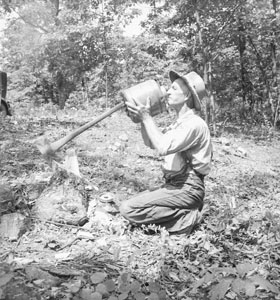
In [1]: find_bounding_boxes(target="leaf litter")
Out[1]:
[0,108,280,299]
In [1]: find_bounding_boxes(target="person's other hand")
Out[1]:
[125,97,151,123]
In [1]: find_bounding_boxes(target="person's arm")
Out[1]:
[141,115,165,152]
[126,98,164,152]
[140,123,155,149]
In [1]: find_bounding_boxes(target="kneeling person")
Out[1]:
[120,70,212,235]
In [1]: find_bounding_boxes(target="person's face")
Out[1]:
[167,78,189,108]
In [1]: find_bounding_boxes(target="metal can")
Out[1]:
[121,80,167,118]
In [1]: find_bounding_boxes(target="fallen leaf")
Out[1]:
[90,272,107,284]
[119,272,131,284]
[158,290,167,300]
[118,292,128,300]
[119,282,130,293]
[244,280,256,297]
[148,281,161,293]
[130,280,141,293]
[236,262,258,277]
[231,278,256,297]
[0,273,13,287]
[96,283,109,296]
[80,288,94,300]
[54,252,71,261]
[90,292,102,300]
[251,275,280,294]
[134,293,145,300]
[104,279,116,292]
[148,292,159,300]
[210,278,233,300]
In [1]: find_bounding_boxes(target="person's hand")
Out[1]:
[125,97,151,123]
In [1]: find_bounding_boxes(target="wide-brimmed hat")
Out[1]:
[169,70,207,111]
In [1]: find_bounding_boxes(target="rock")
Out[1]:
[0,183,15,215]
[119,133,129,142]
[237,147,248,157]
[220,137,231,146]
[0,213,29,241]
[24,265,61,287]
[35,184,87,225]
[0,184,14,202]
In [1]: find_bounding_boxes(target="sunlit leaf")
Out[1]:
[90,272,107,284]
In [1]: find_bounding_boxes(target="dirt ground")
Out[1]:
[0,105,280,300]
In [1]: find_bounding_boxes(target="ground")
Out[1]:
[0,104,280,300]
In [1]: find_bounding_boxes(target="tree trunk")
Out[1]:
[271,0,280,127]
[193,0,216,133]
[238,11,247,114]
[207,62,217,135]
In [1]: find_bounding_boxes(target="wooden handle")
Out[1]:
[50,102,125,152]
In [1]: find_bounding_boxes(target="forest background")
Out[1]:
[1,1,280,300]
[1,0,280,130]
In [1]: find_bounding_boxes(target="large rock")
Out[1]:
[34,184,87,225]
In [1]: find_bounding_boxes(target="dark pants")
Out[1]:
[119,172,205,234]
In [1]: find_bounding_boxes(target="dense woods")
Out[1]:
[1,0,280,128]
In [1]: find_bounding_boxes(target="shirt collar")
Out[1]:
[177,109,197,123]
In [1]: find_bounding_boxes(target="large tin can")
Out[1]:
[121,80,167,118]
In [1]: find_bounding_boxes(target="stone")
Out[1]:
[236,147,248,157]
[0,213,28,241]
[0,183,15,215]
[119,133,129,142]
[220,137,231,146]
[34,184,87,225]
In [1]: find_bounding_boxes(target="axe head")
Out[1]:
[35,136,60,163]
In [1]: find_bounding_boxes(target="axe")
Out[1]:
[35,102,125,159]
[35,79,166,159]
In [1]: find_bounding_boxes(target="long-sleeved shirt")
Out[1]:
[142,109,212,177]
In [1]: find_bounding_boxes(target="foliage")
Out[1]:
[1,0,280,125]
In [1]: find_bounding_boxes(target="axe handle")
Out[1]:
[50,102,125,153]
